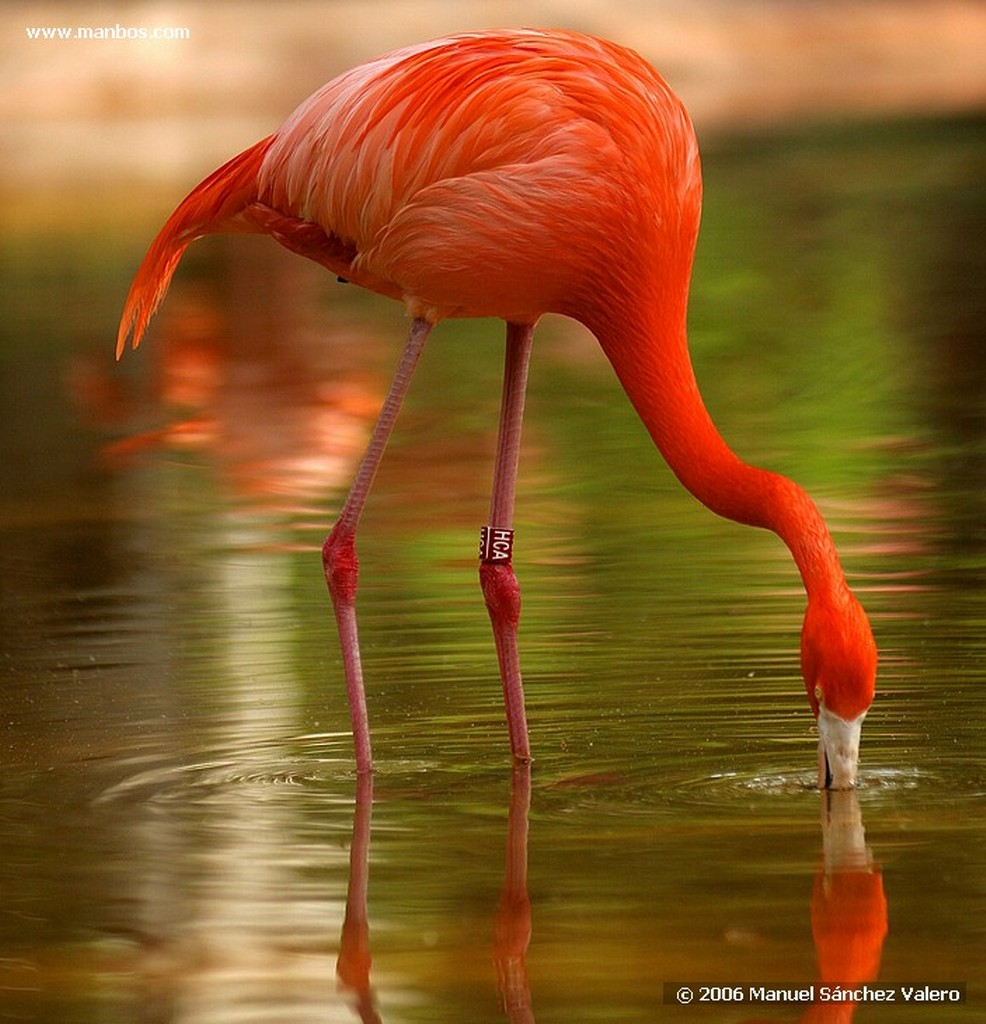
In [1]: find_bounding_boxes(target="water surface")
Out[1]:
[1,116,984,1022]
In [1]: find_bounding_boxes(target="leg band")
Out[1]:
[480,526,515,565]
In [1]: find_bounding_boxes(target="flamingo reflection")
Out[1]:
[803,791,888,1023]
[337,778,886,1022]
[492,765,535,1023]
[336,765,535,1023]
[336,771,381,1024]
[743,790,887,1024]
[81,243,384,510]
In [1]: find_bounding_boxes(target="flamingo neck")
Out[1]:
[587,301,848,604]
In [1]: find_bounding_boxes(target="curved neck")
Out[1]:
[586,301,848,603]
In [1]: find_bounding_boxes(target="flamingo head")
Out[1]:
[800,590,877,790]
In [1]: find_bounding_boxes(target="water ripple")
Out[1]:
[92,733,355,806]
[537,759,948,827]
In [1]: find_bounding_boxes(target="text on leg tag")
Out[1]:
[480,526,514,564]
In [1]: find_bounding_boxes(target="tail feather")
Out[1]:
[116,134,276,358]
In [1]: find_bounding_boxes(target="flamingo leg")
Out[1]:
[480,321,535,764]
[324,317,432,773]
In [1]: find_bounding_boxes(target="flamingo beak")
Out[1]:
[817,706,865,790]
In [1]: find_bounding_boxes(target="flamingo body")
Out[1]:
[118,29,876,785]
[258,31,695,326]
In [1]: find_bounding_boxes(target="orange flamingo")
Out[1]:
[117,29,877,785]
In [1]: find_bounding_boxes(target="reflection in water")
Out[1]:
[335,775,886,1023]
[336,768,535,1023]
[101,531,346,1023]
[492,767,534,1023]
[84,240,382,513]
[337,772,380,1024]
[803,792,888,1023]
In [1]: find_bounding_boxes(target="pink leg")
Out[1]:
[480,322,535,763]
[324,317,432,773]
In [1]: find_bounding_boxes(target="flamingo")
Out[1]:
[117,29,876,787]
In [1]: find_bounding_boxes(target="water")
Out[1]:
[1,116,984,1022]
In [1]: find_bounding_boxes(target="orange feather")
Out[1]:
[116,134,275,357]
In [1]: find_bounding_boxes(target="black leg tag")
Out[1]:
[479,526,514,564]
